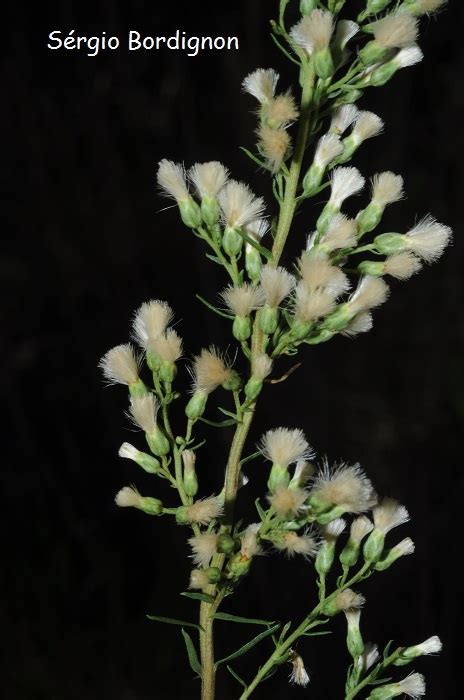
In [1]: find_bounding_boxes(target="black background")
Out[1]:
[2,1,462,698]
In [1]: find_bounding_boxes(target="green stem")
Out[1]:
[240,563,372,699]
[271,60,316,265]
[344,648,403,700]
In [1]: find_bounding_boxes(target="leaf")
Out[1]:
[240,146,267,169]
[302,630,333,637]
[278,621,292,644]
[369,677,393,687]
[196,294,233,319]
[213,612,276,626]
[205,253,222,265]
[181,628,202,678]
[226,665,247,689]
[181,591,215,604]
[216,623,281,667]
[383,640,395,659]
[146,614,203,632]
[269,32,300,66]
[240,449,262,467]
[198,416,238,428]
[255,498,267,522]
[235,228,274,261]
[218,407,239,420]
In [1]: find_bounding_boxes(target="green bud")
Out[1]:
[179,197,202,229]
[316,505,347,524]
[340,538,361,568]
[205,566,221,583]
[321,304,352,332]
[222,370,241,392]
[228,553,252,579]
[357,260,385,277]
[120,444,161,475]
[356,202,383,234]
[374,232,406,255]
[128,378,149,398]
[139,497,163,516]
[314,48,335,80]
[259,305,279,335]
[302,163,323,195]
[185,391,208,420]
[368,61,399,87]
[333,89,363,107]
[316,203,337,235]
[201,196,220,227]
[363,528,385,563]
[315,542,336,576]
[175,506,190,525]
[300,0,317,14]
[366,686,399,700]
[245,377,264,402]
[158,359,177,383]
[245,245,262,284]
[233,315,252,342]
[328,0,346,11]
[359,41,392,67]
[346,610,364,659]
[337,135,358,163]
[359,0,391,19]
[146,426,171,457]
[304,329,336,345]
[267,463,290,493]
[146,350,161,372]
[223,226,243,256]
[182,450,198,498]
[291,319,313,341]
[217,533,235,554]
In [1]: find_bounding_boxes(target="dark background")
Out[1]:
[2,1,462,698]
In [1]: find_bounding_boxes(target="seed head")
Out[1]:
[115,485,142,508]
[330,105,359,135]
[258,126,291,172]
[274,531,318,560]
[314,133,344,169]
[252,353,273,381]
[268,487,308,518]
[151,329,183,363]
[289,654,310,687]
[349,276,390,314]
[264,93,299,127]
[384,252,422,280]
[341,312,373,337]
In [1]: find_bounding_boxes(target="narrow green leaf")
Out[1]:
[255,498,267,522]
[216,623,281,667]
[240,146,267,169]
[146,614,203,632]
[269,32,300,65]
[302,630,333,637]
[196,294,233,319]
[205,253,222,265]
[240,449,262,467]
[198,416,238,428]
[235,228,274,261]
[383,641,395,659]
[218,407,239,420]
[213,612,276,626]
[278,621,292,644]
[181,628,202,677]
[226,665,247,689]
[181,591,215,604]
[370,677,393,687]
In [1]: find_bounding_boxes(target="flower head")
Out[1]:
[341,312,373,337]
[219,180,265,229]
[186,497,223,525]
[240,524,262,559]
[189,569,210,590]
[290,9,334,53]
[115,485,142,508]
[242,68,279,104]
[268,487,308,518]
[221,283,265,317]
[129,393,159,434]
[132,300,174,350]
[373,498,409,534]
[157,159,189,201]
[395,672,426,698]
[384,253,422,280]
[371,172,404,206]
[371,13,419,49]
[414,636,443,656]
[352,111,384,143]
[404,216,452,262]
[349,276,390,314]
[264,93,299,127]
[299,255,350,298]
[188,161,229,198]
[188,532,218,567]
[311,462,377,513]
[395,45,424,69]
[100,344,140,386]
[258,125,291,172]
[274,531,318,560]
[314,133,344,169]
[350,515,374,544]
[261,428,313,466]
[151,329,183,363]
[260,265,295,307]
[252,353,273,380]
[334,588,365,612]
[329,167,365,208]
[289,653,310,687]
[191,347,235,394]
[330,105,359,135]
[321,214,358,251]
[322,517,346,542]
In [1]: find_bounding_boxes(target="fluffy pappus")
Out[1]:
[258,125,291,173]
[260,265,295,307]
[188,161,229,198]
[261,427,313,466]
[349,276,390,314]
[371,12,419,49]
[132,300,174,349]
[242,68,279,104]
[405,216,452,262]
[188,532,219,568]
[221,283,265,317]
[219,180,265,229]
[371,171,404,205]
[268,487,308,518]
[384,252,422,280]
[329,167,365,208]
[186,497,223,525]
[290,9,334,53]
[373,498,410,534]
[129,393,159,434]
[100,344,140,386]
[191,347,235,394]
[157,159,189,201]
[311,462,377,513]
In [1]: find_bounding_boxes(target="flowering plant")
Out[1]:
[100,1,449,698]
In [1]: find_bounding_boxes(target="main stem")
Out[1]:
[199,59,316,700]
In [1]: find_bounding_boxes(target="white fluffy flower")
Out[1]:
[242,68,279,104]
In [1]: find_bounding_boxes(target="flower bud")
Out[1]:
[357,261,385,277]
[363,528,385,563]
[200,196,221,227]
[119,443,161,475]
[300,0,317,14]
[345,609,365,659]
[321,304,352,332]
[205,566,221,584]
[128,378,149,398]
[223,227,243,257]
[232,315,252,341]
[374,537,415,571]
[182,450,199,497]
[356,202,383,234]
[221,370,242,392]
[245,376,264,402]
[217,533,235,554]
[314,47,335,79]
[245,244,263,284]
[179,197,202,229]
[260,305,279,334]
[359,42,393,67]
[374,232,407,255]
[268,464,291,493]
[185,390,208,420]
[394,635,442,666]
[146,426,171,458]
